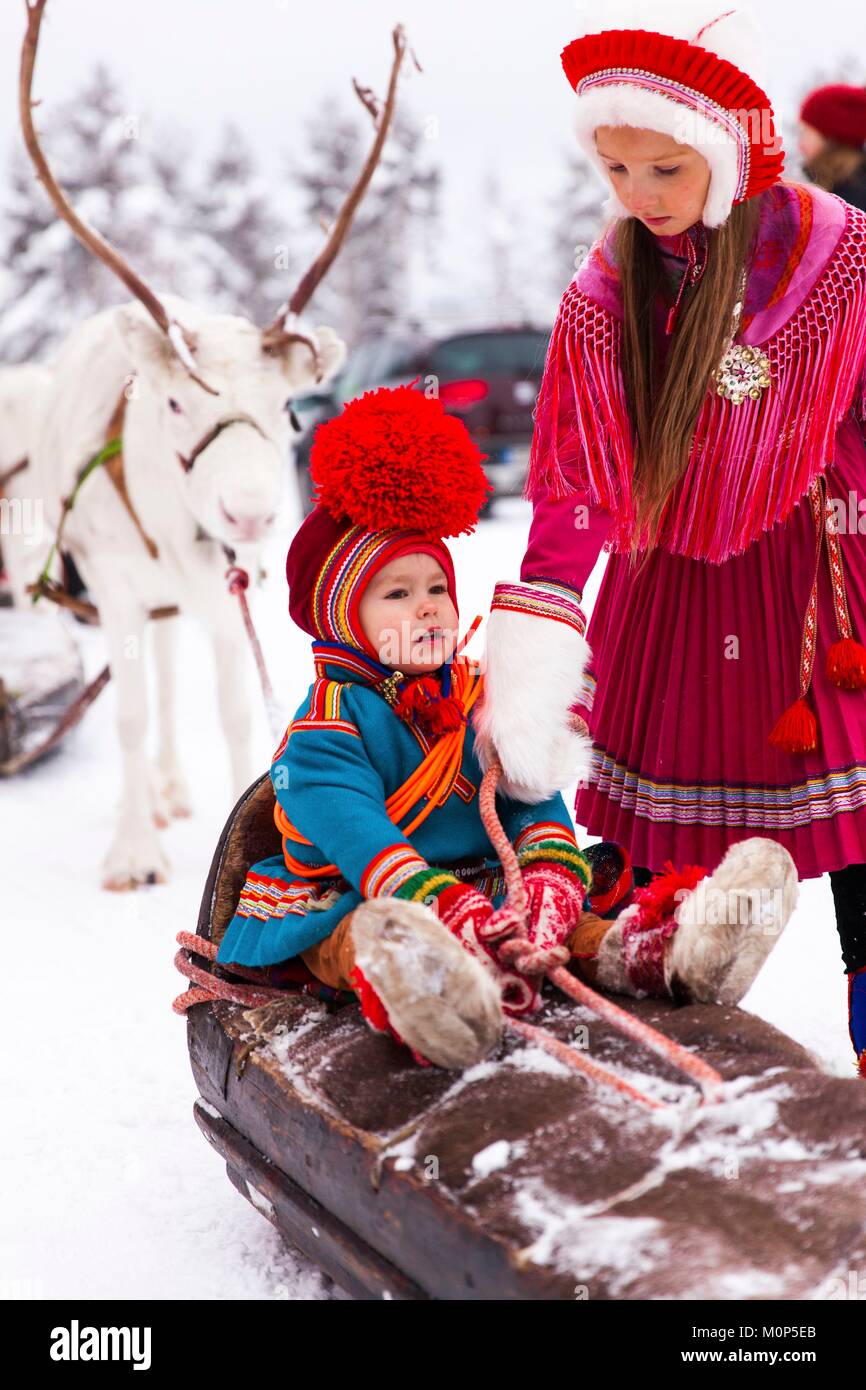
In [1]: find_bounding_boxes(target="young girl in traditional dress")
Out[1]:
[215,382,796,1069]
[477,2,866,1074]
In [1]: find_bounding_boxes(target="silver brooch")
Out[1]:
[711,270,772,406]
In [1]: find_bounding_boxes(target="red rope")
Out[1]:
[225,564,283,742]
[172,931,290,1015]
[478,762,724,1109]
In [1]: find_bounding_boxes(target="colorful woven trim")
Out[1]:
[311,525,452,652]
[490,581,587,637]
[522,573,583,605]
[391,865,463,905]
[233,872,341,924]
[586,745,866,830]
[514,821,592,891]
[573,666,596,718]
[368,857,503,905]
[360,845,459,901]
[311,640,391,685]
[289,677,361,739]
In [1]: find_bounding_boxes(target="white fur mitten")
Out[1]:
[473,580,594,803]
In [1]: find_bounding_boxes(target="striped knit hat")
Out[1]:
[286,383,490,654]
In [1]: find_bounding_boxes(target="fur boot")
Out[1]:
[585,837,798,1005]
[350,898,504,1069]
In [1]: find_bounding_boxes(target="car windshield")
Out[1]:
[338,340,422,401]
[427,332,548,379]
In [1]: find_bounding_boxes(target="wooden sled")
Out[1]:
[184,772,866,1300]
[0,607,96,774]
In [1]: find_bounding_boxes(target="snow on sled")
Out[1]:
[0,608,96,774]
[181,772,866,1301]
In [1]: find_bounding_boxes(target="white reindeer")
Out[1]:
[13,1,410,888]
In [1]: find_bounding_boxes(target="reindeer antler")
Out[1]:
[261,24,415,374]
[19,0,218,395]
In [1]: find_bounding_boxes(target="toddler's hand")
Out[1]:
[433,883,539,1018]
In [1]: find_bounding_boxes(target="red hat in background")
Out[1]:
[285,382,490,654]
[800,85,866,150]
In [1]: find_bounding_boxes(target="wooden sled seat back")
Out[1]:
[198,772,281,949]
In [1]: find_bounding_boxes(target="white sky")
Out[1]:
[0,0,864,308]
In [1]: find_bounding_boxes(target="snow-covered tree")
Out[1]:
[482,172,531,325]
[550,145,607,295]
[187,122,288,326]
[0,66,287,364]
[289,97,441,347]
[0,64,192,362]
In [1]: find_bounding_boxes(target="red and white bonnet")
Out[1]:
[563,1,785,228]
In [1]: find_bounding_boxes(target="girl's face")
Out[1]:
[593,125,712,235]
[359,551,459,675]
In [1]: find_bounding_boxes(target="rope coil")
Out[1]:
[478,761,724,1109]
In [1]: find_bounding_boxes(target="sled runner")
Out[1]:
[0,608,93,774]
[181,773,866,1300]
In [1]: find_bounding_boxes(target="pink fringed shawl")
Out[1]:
[528,182,866,564]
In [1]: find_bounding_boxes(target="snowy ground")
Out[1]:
[1,497,856,1301]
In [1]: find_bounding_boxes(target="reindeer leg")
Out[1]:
[150,614,193,820]
[93,586,171,890]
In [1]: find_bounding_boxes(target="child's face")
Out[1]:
[359,552,459,675]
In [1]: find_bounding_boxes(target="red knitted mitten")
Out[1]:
[523,862,587,953]
[434,882,539,1018]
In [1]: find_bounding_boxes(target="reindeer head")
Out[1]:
[20,1,413,547]
[115,297,345,545]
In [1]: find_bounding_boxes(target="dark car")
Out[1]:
[291,325,550,514]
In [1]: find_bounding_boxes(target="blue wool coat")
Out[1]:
[216,643,579,969]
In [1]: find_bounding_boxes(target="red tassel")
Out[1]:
[424,696,465,734]
[393,675,465,734]
[393,675,439,720]
[826,637,866,690]
[632,859,709,928]
[768,697,818,753]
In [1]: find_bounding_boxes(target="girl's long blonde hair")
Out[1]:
[614,194,764,579]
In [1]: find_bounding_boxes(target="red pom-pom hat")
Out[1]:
[800,84,866,151]
[562,4,785,229]
[286,382,490,651]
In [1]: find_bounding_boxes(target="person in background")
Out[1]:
[799,83,866,211]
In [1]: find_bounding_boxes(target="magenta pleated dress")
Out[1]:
[572,408,866,879]
[522,200,866,882]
